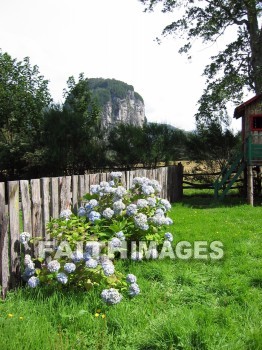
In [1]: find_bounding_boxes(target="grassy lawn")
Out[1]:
[1,196,262,350]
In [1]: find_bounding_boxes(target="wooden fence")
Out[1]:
[0,165,183,298]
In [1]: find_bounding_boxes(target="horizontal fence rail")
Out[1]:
[0,165,183,298]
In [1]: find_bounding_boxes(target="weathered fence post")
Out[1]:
[8,181,20,288]
[168,164,183,202]
[0,182,10,299]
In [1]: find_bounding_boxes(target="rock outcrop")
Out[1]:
[88,78,146,128]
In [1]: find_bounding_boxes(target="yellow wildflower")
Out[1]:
[101,314,106,319]
[8,313,14,318]
[95,313,100,317]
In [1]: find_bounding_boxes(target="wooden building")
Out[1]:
[234,93,262,204]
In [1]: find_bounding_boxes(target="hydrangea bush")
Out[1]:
[20,172,173,305]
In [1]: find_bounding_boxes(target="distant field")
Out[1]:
[1,197,261,350]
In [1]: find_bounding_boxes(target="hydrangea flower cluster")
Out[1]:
[20,171,173,306]
[20,232,31,245]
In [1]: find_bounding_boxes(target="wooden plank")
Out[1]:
[41,178,50,237]
[8,181,20,288]
[31,179,42,238]
[60,176,72,211]
[51,177,59,219]
[126,171,130,190]
[79,175,85,199]
[72,175,79,213]
[0,214,9,299]
[84,174,90,194]
[0,182,8,294]
[20,180,32,234]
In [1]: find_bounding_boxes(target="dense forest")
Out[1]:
[0,51,241,181]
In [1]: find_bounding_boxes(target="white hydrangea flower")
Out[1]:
[20,232,31,245]
[116,231,125,241]
[126,274,137,284]
[102,260,115,276]
[113,200,125,215]
[60,209,72,220]
[147,197,157,207]
[142,184,155,195]
[110,172,122,179]
[137,199,148,209]
[102,207,114,219]
[134,213,149,231]
[85,258,98,269]
[101,288,123,304]
[128,283,140,297]
[47,260,60,273]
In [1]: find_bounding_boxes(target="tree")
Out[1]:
[108,124,144,168]
[0,50,52,180]
[186,123,241,177]
[140,0,262,125]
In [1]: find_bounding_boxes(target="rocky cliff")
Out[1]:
[88,78,146,128]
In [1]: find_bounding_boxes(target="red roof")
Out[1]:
[234,93,262,119]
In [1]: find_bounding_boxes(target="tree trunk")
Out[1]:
[245,0,262,93]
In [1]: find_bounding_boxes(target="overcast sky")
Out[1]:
[0,0,242,131]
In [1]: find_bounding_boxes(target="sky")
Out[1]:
[0,0,242,131]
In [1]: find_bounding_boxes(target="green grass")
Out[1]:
[1,197,262,350]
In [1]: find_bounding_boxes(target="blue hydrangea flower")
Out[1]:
[85,199,98,213]
[57,272,68,284]
[20,232,31,245]
[85,258,98,268]
[101,288,123,304]
[126,274,137,284]
[126,204,138,216]
[60,209,72,220]
[88,211,101,223]
[47,260,60,272]
[128,283,140,297]
[28,276,40,288]
[102,261,115,276]
[134,213,149,231]
[116,231,125,241]
[78,206,86,217]
[113,200,125,215]
[137,199,148,209]
[109,237,122,249]
[90,185,101,194]
[108,180,115,187]
[142,184,155,195]
[64,262,76,274]
[165,232,173,242]
[71,251,84,263]
[23,266,35,278]
[102,207,114,219]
